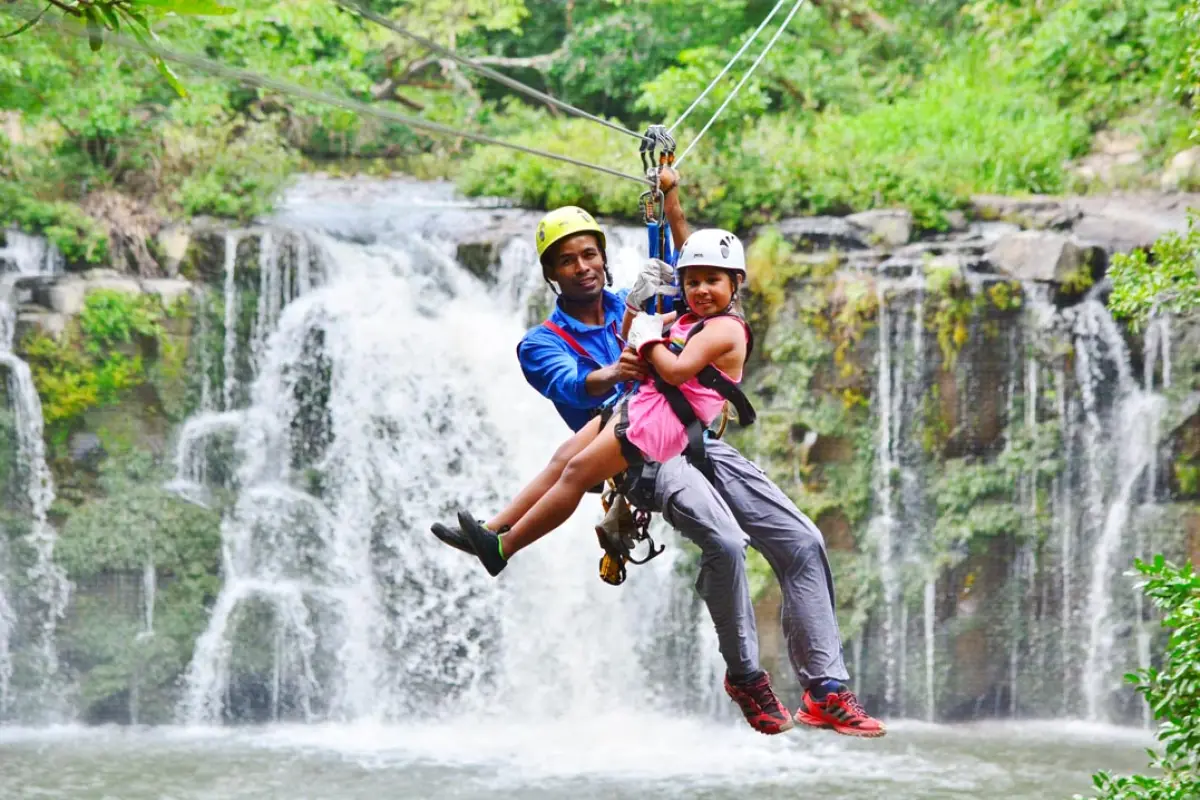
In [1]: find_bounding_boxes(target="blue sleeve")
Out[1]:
[517,331,596,409]
[615,287,630,307]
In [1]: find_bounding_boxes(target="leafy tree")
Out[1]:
[1081,556,1200,800]
[1108,212,1200,330]
[1184,0,1200,134]
[2,0,236,95]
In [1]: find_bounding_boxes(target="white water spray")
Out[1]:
[176,207,689,725]
[1074,299,1165,722]
[0,230,70,719]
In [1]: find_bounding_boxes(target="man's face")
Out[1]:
[546,233,605,301]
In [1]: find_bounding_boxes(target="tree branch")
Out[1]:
[809,0,896,35]
[369,77,425,111]
[470,48,565,71]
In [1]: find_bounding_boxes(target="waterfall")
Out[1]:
[1053,361,1075,715]
[923,579,935,722]
[1073,298,1166,722]
[174,202,688,724]
[871,297,899,710]
[0,230,70,720]
[1135,314,1172,727]
[221,232,240,412]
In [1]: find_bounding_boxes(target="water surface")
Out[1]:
[0,716,1151,799]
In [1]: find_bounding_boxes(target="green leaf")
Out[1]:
[100,4,121,31]
[83,6,103,51]
[134,0,236,15]
[153,56,187,98]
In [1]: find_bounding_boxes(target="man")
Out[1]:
[438,172,884,738]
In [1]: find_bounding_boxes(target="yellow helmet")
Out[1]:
[535,206,606,266]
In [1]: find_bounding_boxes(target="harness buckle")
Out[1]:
[596,477,666,586]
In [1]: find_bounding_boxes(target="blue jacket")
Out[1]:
[517,288,629,432]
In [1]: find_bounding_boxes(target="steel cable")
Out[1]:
[675,0,807,166]
[666,0,789,135]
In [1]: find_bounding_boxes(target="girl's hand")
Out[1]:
[627,311,677,352]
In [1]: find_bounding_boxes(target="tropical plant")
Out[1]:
[1082,556,1200,800]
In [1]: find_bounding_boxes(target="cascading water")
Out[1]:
[866,275,933,718]
[174,187,706,726]
[1073,297,1166,722]
[0,230,70,721]
[856,258,1173,723]
[870,296,899,711]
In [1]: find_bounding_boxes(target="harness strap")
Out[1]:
[651,372,715,481]
[669,312,759,427]
[542,319,622,362]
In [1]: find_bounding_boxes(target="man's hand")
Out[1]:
[611,347,649,382]
[585,347,648,397]
[626,258,679,312]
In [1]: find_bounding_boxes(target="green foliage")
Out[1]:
[1185,1,1200,135]
[56,450,221,576]
[79,288,163,352]
[1082,556,1200,800]
[4,1,235,96]
[0,182,108,265]
[967,0,1186,121]
[1108,211,1200,330]
[462,52,1090,228]
[21,289,172,442]
[56,450,223,722]
[933,423,1060,564]
[164,116,297,219]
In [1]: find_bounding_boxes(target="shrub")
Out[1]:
[458,52,1090,230]
[1108,211,1200,330]
[21,290,171,443]
[1082,556,1200,800]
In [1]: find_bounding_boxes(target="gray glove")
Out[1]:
[625,258,678,311]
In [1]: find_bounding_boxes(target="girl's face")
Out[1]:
[681,266,737,316]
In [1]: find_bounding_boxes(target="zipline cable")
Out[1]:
[675,0,807,166]
[24,5,651,187]
[666,0,789,135]
[333,0,644,142]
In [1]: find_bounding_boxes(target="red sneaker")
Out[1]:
[794,686,887,738]
[724,672,794,735]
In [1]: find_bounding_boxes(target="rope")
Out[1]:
[27,6,651,187]
[675,0,807,166]
[666,0,789,134]
[334,0,644,142]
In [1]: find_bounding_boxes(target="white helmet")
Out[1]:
[675,228,747,283]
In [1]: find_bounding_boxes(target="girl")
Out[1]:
[434,228,753,577]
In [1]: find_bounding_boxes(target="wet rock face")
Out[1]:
[452,210,542,284]
[987,231,1107,287]
[738,193,1198,725]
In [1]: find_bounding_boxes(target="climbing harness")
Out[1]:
[652,314,758,480]
[595,480,664,587]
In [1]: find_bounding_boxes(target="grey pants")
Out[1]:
[651,438,849,686]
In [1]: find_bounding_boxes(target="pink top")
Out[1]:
[623,313,749,464]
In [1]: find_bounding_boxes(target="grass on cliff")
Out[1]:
[458,53,1092,230]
